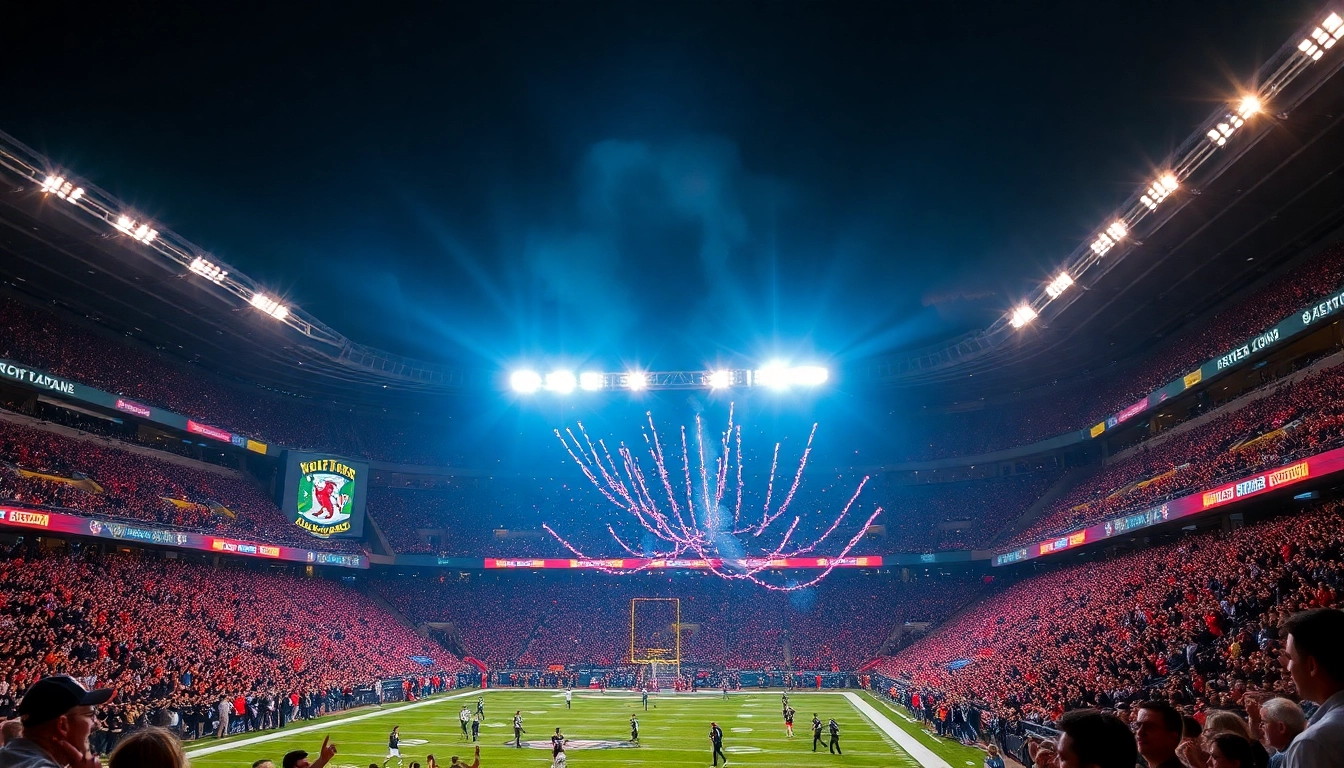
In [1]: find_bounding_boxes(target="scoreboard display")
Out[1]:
[281,452,369,539]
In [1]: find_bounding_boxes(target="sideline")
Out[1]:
[842,692,954,768]
[184,689,481,759]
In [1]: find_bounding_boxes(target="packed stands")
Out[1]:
[875,499,1344,719]
[370,570,977,670]
[895,240,1344,461]
[0,416,359,550]
[1007,359,1344,545]
[0,296,362,456]
[0,549,461,730]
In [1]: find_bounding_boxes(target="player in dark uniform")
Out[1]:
[784,706,796,737]
[721,682,729,700]
[471,713,480,743]
[476,697,484,718]
[641,688,649,711]
[710,721,727,767]
[512,711,524,748]
[828,718,842,754]
[551,728,567,758]
[812,714,824,752]
[630,714,640,743]
[383,725,402,768]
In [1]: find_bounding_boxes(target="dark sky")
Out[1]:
[3,0,1323,375]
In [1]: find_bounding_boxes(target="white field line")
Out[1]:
[184,689,482,759]
[842,692,953,768]
[187,688,948,768]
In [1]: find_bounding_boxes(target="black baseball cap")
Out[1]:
[282,750,308,768]
[18,676,115,727]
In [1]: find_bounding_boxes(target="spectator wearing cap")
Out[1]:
[1055,710,1137,768]
[0,675,114,768]
[1280,609,1344,768]
[107,727,185,768]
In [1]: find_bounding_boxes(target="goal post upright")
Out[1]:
[631,597,682,679]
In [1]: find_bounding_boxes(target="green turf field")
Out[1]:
[184,689,986,768]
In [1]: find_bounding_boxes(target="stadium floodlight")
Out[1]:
[545,370,577,394]
[790,365,829,387]
[115,215,158,244]
[579,371,604,391]
[754,362,790,390]
[40,175,84,203]
[1238,95,1261,117]
[1140,173,1179,211]
[707,370,733,389]
[1010,304,1038,329]
[623,371,648,391]
[1106,221,1127,241]
[510,370,542,393]
[754,363,828,389]
[1045,271,1074,299]
[188,256,229,284]
[249,292,290,321]
[1301,13,1343,61]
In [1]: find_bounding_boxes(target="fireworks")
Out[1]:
[547,404,882,591]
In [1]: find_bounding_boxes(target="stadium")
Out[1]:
[2,3,1344,768]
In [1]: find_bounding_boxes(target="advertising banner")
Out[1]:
[0,357,280,456]
[0,505,367,568]
[1091,283,1344,439]
[282,452,369,539]
[993,450,1331,566]
[483,555,883,570]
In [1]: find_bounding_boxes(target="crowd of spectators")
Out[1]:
[1008,361,1344,546]
[891,240,1344,461]
[0,418,359,550]
[876,498,1344,728]
[0,297,364,456]
[0,548,463,746]
[369,570,977,671]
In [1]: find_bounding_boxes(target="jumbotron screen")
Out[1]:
[281,451,369,539]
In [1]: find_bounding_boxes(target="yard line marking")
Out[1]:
[842,692,953,768]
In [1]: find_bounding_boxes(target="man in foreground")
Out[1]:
[1055,710,1137,768]
[281,737,339,768]
[1133,701,1184,768]
[449,746,479,768]
[0,676,115,768]
[1280,609,1344,768]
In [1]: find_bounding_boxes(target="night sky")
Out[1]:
[2,1,1322,375]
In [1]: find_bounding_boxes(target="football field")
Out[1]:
[185,689,984,768]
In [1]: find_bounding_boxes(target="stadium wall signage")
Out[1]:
[1093,283,1344,438]
[481,555,884,569]
[0,505,368,568]
[993,451,1323,566]
[0,356,273,456]
[281,452,369,539]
